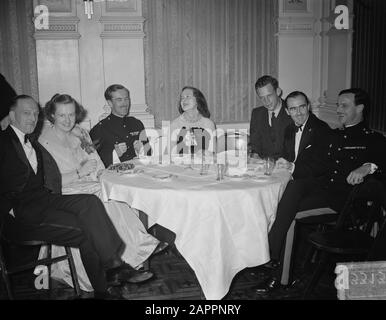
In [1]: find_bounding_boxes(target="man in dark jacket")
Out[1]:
[276,91,332,179]
[1,95,153,299]
[249,75,292,159]
[90,84,150,167]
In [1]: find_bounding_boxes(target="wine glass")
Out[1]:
[264,157,275,176]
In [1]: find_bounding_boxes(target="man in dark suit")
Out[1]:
[0,95,153,299]
[276,91,332,179]
[249,75,292,159]
[253,88,386,295]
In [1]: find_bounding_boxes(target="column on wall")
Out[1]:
[277,0,353,128]
[33,0,154,129]
[34,0,82,109]
[99,0,154,128]
[317,0,353,128]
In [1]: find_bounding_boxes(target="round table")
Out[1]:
[100,160,291,299]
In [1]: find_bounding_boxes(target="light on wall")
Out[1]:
[83,0,94,20]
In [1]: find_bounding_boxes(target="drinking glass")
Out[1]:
[264,157,275,176]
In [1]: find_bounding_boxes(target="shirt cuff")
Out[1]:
[289,162,295,173]
[112,150,121,164]
[363,163,378,174]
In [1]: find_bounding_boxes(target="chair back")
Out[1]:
[216,130,249,154]
[335,180,385,235]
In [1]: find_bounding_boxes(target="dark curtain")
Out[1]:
[0,0,38,102]
[143,0,278,127]
[352,0,386,132]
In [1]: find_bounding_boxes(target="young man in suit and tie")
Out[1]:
[0,95,153,299]
[249,75,292,159]
[276,91,332,179]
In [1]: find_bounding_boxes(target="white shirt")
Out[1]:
[10,125,38,174]
[268,100,282,127]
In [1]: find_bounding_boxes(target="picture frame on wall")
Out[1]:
[283,0,308,13]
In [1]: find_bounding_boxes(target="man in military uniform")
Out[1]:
[253,88,386,295]
[90,84,150,167]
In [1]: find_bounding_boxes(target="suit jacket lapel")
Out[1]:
[6,126,31,175]
[288,125,296,161]
[298,116,314,156]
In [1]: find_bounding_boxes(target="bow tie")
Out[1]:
[24,134,31,144]
[295,125,303,133]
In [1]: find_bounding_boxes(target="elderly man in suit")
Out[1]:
[253,88,386,295]
[249,75,292,159]
[0,95,153,299]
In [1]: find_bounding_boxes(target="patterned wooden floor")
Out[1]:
[0,247,337,300]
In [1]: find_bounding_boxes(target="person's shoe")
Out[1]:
[252,276,281,295]
[152,241,169,256]
[106,263,154,286]
[94,285,130,300]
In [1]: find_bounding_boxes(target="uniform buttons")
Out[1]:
[344,135,347,139]
[126,136,129,138]
[124,125,126,128]
[334,171,338,174]
[330,179,334,182]
[350,156,354,160]
[328,153,331,156]
[336,160,340,164]
[338,148,341,151]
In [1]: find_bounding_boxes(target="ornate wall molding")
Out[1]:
[34,16,81,40]
[35,0,75,15]
[100,16,145,39]
[104,0,138,13]
[277,18,316,36]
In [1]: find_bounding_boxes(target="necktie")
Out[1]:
[295,125,303,133]
[270,112,276,127]
[23,135,38,174]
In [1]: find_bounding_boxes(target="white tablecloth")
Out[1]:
[100,161,291,299]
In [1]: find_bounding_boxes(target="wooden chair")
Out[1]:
[281,209,338,286]
[0,214,81,300]
[301,182,385,299]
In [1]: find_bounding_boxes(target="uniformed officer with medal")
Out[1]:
[90,84,151,168]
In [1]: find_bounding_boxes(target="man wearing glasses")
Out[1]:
[276,91,331,179]
[90,84,151,167]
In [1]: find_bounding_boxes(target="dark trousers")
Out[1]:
[269,177,386,263]
[14,193,124,292]
[268,179,338,262]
